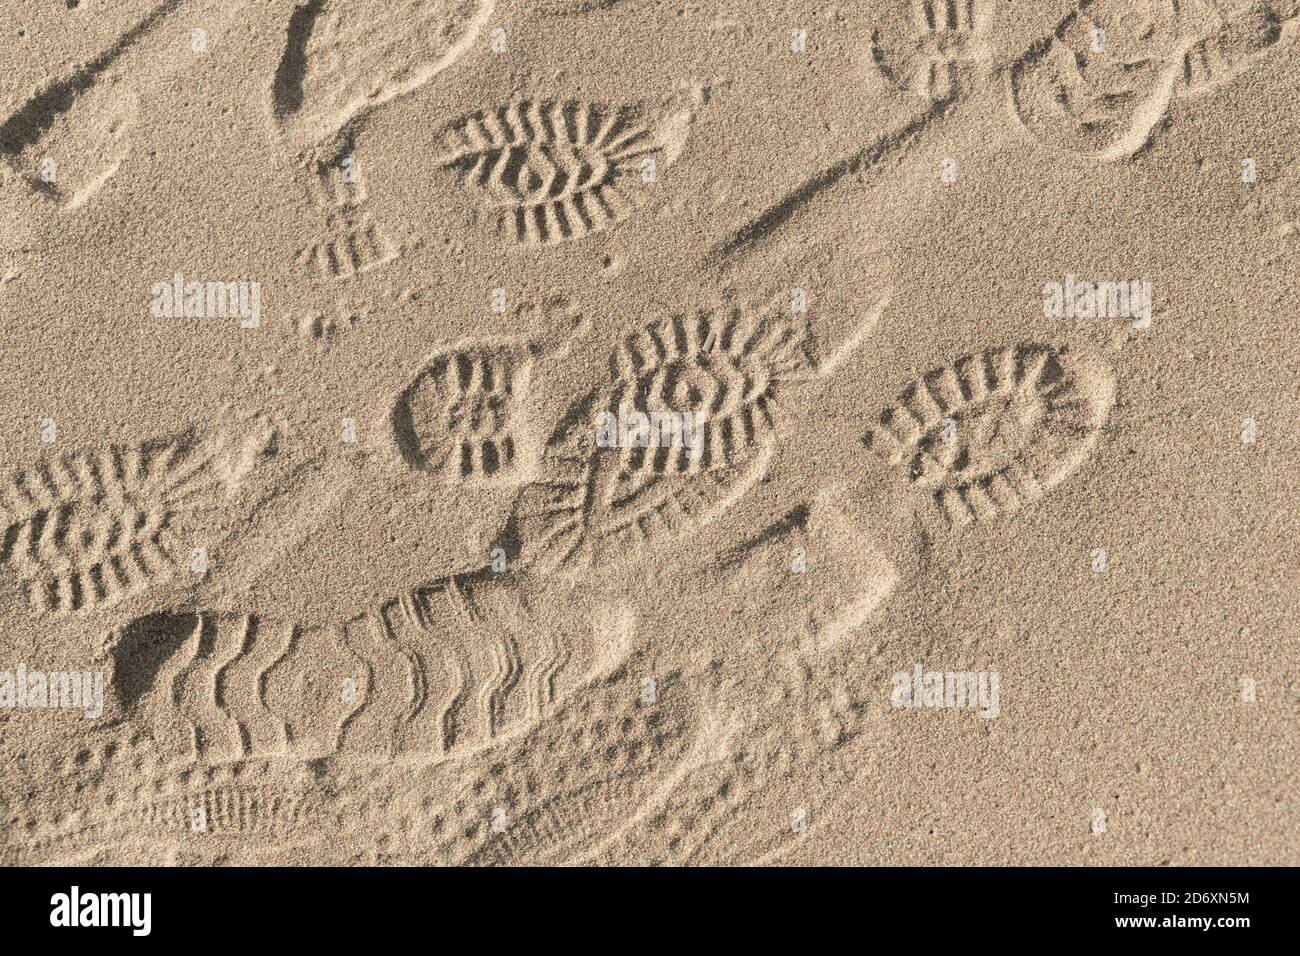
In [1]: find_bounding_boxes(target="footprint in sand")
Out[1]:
[389,297,586,487]
[98,570,634,769]
[1008,0,1299,163]
[9,571,639,862]
[0,418,276,616]
[504,294,888,574]
[7,754,328,864]
[6,459,883,865]
[19,492,897,865]
[293,158,397,280]
[1178,0,1299,96]
[270,0,496,279]
[714,1,1298,268]
[866,343,1116,529]
[577,494,898,865]
[0,82,139,213]
[435,88,711,246]
[0,1,260,216]
[869,0,996,104]
[387,659,730,865]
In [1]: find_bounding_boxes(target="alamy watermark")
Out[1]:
[890,662,1000,718]
[595,405,704,461]
[1043,274,1151,326]
[150,272,261,328]
[0,664,104,719]
[50,886,151,936]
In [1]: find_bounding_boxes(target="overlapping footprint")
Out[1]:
[9,568,638,863]
[576,345,1115,863]
[317,494,898,865]
[7,344,1116,865]
[269,0,497,280]
[503,293,888,575]
[713,0,1298,264]
[1009,0,1300,162]
[380,310,1114,863]
[573,492,900,866]
[5,302,602,860]
[9,287,891,862]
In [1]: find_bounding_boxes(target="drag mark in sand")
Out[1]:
[0,0,223,212]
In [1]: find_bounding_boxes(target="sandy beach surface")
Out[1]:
[0,0,1296,866]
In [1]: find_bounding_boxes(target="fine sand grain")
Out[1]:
[0,0,1296,865]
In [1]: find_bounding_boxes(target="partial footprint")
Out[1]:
[0,2,161,212]
[1,81,139,212]
[866,344,1115,528]
[435,87,709,246]
[1178,1,1298,97]
[296,161,398,283]
[527,0,634,13]
[506,297,811,572]
[9,759,327,864]
[270,0,495,152]
[1009,0,1297,162]
[390,298,585,486]
[272,1,495,281]
[869,0,995,103]
[105,612,356,766]
[376,660,729,865]
[1008,1,1185,162]
[592,655,889,865]
[0,0,248,214]
[716,490,899,653]
[391,339,533,483]
[588,499,898,865]
[293,152,397,281]
[0,420,275,616]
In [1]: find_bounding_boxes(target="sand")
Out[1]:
[0,0,1296,866]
